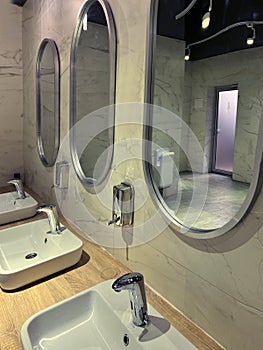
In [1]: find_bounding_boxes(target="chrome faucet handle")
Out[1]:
[36,204,63,234]
[112,272,149,327]
[7,179,26,199]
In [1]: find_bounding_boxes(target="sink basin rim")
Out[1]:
[0,219,83,290]
[0,226,83,274]
[20,279,198,350]
[0,191,38,225]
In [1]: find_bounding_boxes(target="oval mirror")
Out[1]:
[36,38,60,167]
[70,0,116,191]
[144,0,263,238]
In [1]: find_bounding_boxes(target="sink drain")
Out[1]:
[25,252,37,259]
[123,334,129,347]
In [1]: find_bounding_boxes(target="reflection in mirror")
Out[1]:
[145,0,263,236]
[36,38,60,167]
[70,0,116,190]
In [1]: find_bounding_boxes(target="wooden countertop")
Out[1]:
[0,186,224,350]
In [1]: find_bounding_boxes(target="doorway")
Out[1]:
[212,85,239,175]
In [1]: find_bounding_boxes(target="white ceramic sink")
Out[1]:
[0,219,83,290]
[21,279,198,350]
[0,191,38,225]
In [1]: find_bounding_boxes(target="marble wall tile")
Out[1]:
[184,271,263,350]
[189,47,263,182]
[153,36,189,173]
[0,0,23,185]
[22,0,85,199]
[154,35,263,182]
[21,1,263,350]
[22,0,149,202]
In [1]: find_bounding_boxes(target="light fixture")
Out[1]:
[202,12,210,29]
[246,23,255,45]
[83,13,88,31]
[185,47,190,61]
[175,0,198,20]
[202,0,212,29]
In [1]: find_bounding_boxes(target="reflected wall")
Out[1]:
[154,34,263,182]
[149,27,263,231]
[76,22,110,178]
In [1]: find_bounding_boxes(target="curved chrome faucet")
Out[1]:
[36,204,63,234]
[112,272,149,327]
[8,179,26,199]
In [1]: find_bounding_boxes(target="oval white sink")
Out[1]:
[0,219,83,290]
[21,279,198,350]
[0,191,38,225]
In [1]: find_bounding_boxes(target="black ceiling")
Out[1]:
[157,0,263,60]
[9,0,263,60]
[87,1,107,26]
[11,0,27,7]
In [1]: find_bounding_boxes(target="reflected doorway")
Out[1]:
[212,86,239,175]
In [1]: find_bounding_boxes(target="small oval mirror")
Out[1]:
[144,0,263,238]
[70,0,116,191]
[36,38,60,167]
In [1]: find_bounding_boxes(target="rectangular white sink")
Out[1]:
[21,279,198,350]
[0,191,38,225]
[0,219,83,290]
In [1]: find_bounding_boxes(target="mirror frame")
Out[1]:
[70,0,117,192]
[36,38,60,167]
[143,0,263,239]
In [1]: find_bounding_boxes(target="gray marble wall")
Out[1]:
[21,1,263,350]
[23,0,83,201]
[153,35,262,183]
[188,47,263,183]
[153,36,189,175]
[76,22,110,179]
[0,0,23,185]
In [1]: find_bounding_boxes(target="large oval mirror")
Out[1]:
[36,38,60,167]
[70,0,116,191]
[144,0,263,238]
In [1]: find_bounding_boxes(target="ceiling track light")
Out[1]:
[185,47,190,61]
[202,0,212,29]
[246,23,255,45]
[175,0,198,20]
[186,21,263,57]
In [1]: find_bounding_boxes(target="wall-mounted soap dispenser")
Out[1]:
[55,161,69,189]
[108,182,134,226]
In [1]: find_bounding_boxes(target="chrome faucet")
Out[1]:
[36,204,63,234]
[112,272,149,327]
[8,179,26,199]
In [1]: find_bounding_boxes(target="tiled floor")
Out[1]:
[163,173,250,230]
